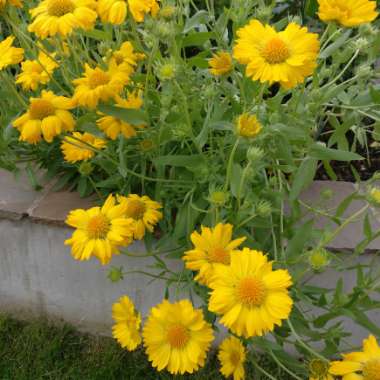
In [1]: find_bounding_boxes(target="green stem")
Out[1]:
[224,138,240,191]
[269,350,303,380]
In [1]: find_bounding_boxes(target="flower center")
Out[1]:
[47,0,75,16]
[29,99,55,120]
[209,247,230,265]
[237,277,266,307]
[230,351,241,367]
[88,70,110,89]
[363,359,380,380]
[167,324,189,349]
[262,37,290,64]
[125,200,146,220]
[309,359,330,379]
[113,53,124,65]
[87,214,110,239]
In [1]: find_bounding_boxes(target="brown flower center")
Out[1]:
[209,247,230,265]
[88,70,110,89]
[262,37,290,64]
[87,214,110,239]
[29,99,55,120]
[47,0,75,17]
[125,200,146,220]
[167,324,189,349]
[230,351,241,367]
[237,277,266,307]
[363,359,380,380]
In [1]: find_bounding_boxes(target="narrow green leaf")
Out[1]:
[289,157,318,201]
[98,105,148,126]
[309,143,363,161]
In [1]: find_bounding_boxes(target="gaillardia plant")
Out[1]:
[1,0,380,378]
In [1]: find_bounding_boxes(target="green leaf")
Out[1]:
[80,28,111,41]
[98,105,148,126]
[183,10,209,33]
[118,137,127,178]
[289,157,318,201]
[320,30,352,59]
[309,143,363,161]
[285,219,314,261]
[154,155,205,168]
[181,32,215,47]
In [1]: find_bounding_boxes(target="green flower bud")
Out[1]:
[160,5,176,19]
[209,190,229,206]
[247,146,264,162]
[157,21,173,39]
[321,188,333,200]
[256,200,272,217]
[157,63,177,81]
[356,64,372,78]
[308,359,330,380]
[368,187,380,207]
[107,267,124,283]
[79,162,93,176]
[308,248,331,272]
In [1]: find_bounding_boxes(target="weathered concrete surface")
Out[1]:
[300,181,380,251]
[0,218,183,335]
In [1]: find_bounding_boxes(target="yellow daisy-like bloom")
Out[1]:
[118,194,162,240]
[183,223,246,286]
[309,359,334,380]
[208,248,293,338]
[143,299,214,375]
[233,20,320,89]
[64,194,135,265]
[28,0,98,39]
[72,60,131,109]
[236,113,262,138]
[330,334,380,380]
[0,0,23,8]
[112,295,142,351]
[15,51,59,91]
[61,132,106,163]
[127,0,159,23]
[97,92,145,140]
[318,0,378,27]
[13,90,74,144]
[0,36,24,71]
[110,41,145,70]
[209,51,233,76]
[98,0,127,24]
[218,336,246,380]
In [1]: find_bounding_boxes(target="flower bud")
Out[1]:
[308,248,331,272]
[236,113,262,138]
[139,139,155,152]
[107,266,124,283]
[157,63,177,81]
[247,146,264,162]
[160,5,176,19]
[368,187,380,207]
[321,188,333,200]
[79,162,93,176]
[209,190,229,206]
[256,200,272,217]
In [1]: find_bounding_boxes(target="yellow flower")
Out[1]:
[233,20,320,89]
[61,132,106,163]
[143,299,214,375]
[218,336,246,380]
[0,36,24,71]
[308,359,334,380]
[64,194,135,265]
[183,223,246,286]
[236,113,262,138]
[28,0,97,39]
[13,90,74,144]
[98,0,127,24]
[208,248,293,338]
[0,0,23,8]
[330,334,380,379]
[72,60,131,109]
[97,92,145,140]
[209,51,233,76]
[318,0,378,27]
[110,41,145,69]
[15,50,59,91]
[112,295,142,351]
[118,194,162,240]
[127,0,159,22]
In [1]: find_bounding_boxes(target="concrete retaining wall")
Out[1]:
[0,169,379,346]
